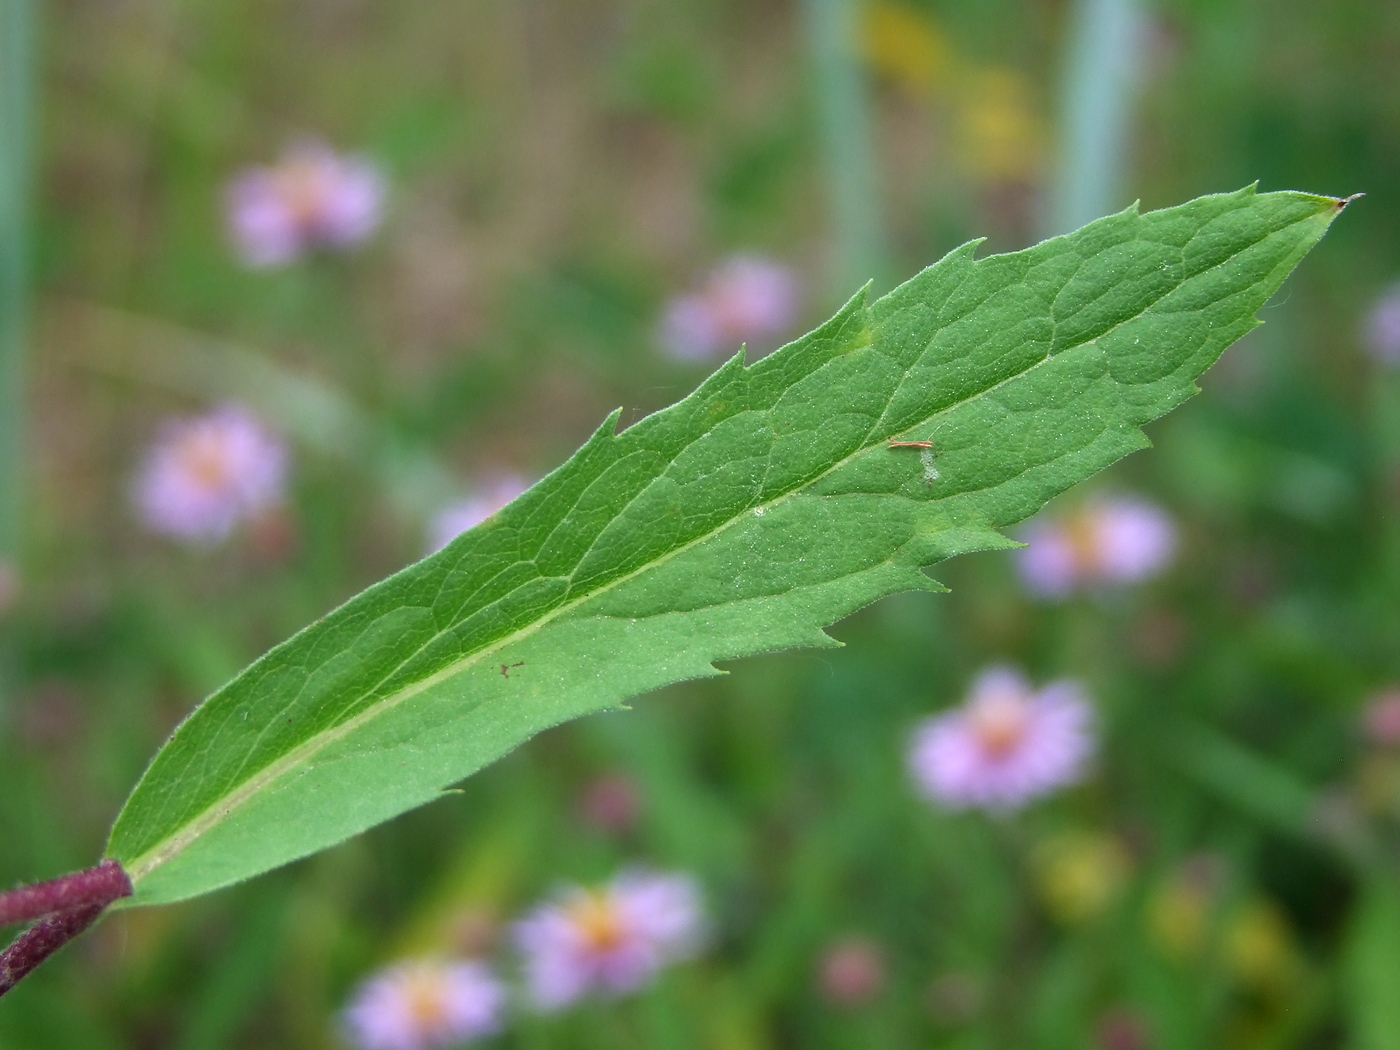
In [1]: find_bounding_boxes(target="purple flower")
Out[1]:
[514,869,703,1010]
[908,666,1094,811]
[427,475,529,553]
[226,141,384,267]
[341,959,505,1050]
[1016,495,1176,598]
[660,255,798,362]
[1363,282,1400,365]
[133,405,287,544]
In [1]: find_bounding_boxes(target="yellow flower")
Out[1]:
[1145,858,1220,959]
[1223,899,1302,993]
[956,67,1044,182]
[1032,831,1131,925]
[861,1,950,94]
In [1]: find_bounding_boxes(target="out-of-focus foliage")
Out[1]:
[1,0,1398,1047]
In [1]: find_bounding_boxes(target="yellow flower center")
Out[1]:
[400,968,450,1032]
[1063,509,1102,576]
[968,694,1029,758]
[274,157,331,226]
[177,432,232,492]
[568,892,625,953]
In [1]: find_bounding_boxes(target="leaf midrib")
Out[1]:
[120,210,1286,884]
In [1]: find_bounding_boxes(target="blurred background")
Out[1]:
[1,0,1399,1046]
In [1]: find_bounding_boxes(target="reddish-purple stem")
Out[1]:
[0,903,106,996]
[0,860,132,998]
[0,859,131,927]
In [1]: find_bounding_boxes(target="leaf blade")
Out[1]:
[108,187,1347,905]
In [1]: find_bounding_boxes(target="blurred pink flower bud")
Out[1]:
[427,475,529,554]
[341,959,505,1050]
[244,506,299,564]
[514,869,703,1010]
[817,937,886,1007]
[1017,496,1176,598]
[1131,608,1187,669]
[1362,688,1400,747]
[579,773,642,835]
[16,681,83,750]
[1095,1008,1152,1050]
[908,665,1094,811]
[660,255,798,362]
[447,909,500,958]
[133,404,287,545]
[226,141,384,267]
[1362,282,1400,365]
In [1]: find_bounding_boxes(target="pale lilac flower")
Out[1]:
[661,255,798,361]
[226,141,384,267]
[341,959,505,1050]
[134,405,287,544]
[427,475,529,553]
[514,869,703,1010]
[1017,496,1176,598]
[908,666,1094,811]
[661,294,724,361]
[1363,282,1400,365]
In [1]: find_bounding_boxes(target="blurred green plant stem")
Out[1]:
[0,0,36,714]
[1046,0,1145,236]
[801,0,886,299]
[0,0,35,577]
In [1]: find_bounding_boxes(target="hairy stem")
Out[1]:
[0,903,106,996]
[0,861,132,998]
[0,859,132,927]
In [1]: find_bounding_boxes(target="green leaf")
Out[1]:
[106,187,1347,906]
